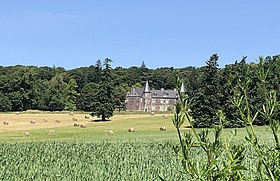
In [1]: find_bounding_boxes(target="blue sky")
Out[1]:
[0,1,279,69]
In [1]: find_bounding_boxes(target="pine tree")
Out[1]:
[191,54,222,127]
[91,58,115,121]
[64,79,79,111]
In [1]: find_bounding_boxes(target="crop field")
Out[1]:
[0,111,278,180]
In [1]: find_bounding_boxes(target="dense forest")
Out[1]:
[1,54,279,127]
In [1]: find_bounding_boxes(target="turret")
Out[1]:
[180,82,185,93]
[144,80,151,93]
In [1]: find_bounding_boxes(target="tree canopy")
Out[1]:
[1,54,280,127]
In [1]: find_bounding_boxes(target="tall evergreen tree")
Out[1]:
[191,54,222,127]
[64,79,79,111]
[90,58,115,121]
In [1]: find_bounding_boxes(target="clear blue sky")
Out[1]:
[0,0,279,69]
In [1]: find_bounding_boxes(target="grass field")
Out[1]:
[0,112,181,142]
[0,111,278,180]
[0,111,275,143]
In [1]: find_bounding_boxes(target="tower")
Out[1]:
[180,82,185,93]
[143,80,151,112]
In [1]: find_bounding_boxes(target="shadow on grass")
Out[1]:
[90,119,112,122]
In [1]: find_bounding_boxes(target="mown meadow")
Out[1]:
[0,112,278,180]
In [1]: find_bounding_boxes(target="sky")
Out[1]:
[0,0,279,70]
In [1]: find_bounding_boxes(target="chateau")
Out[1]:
[125,81,184,112]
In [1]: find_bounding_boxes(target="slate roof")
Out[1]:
[127,87,144,97]
[127,87,178,99]
[151,89,178,99]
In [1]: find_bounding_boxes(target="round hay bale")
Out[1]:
[48,130,55,135]
[85,115,90,119]
[69,112,74,116]
[55,119,60,123]
[30,120,36,124]
[80,124,86,128]
[160,126,166,131]
[15,112,20,115]
[24,132,30,137]
[72,117,78,121]
[107,130,114,136]
[43,118,48,122]
[163,114,168,119]
[150,112,155,116]
[3,121,9,125]
[128,128,135,132]
[74,123,80,127]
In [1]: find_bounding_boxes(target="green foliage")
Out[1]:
[172,58,280,180]
[0,92,12,111]
[230,57,280,180]
[0,53,280,125]
[114,84,128,112]
[76,82,99,112]
[191,54,222,128]
[0,141,184,181]
[64,79,79,111]
[90,58,115,120]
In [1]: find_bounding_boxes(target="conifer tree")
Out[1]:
[191,54,222,127]
[90,58,115,121]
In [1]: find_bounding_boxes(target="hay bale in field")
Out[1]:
[3,121,9,125]
[160,126,166,131]
[107,130,114,136]
[74,123,80,127]
[43,118,48,122]
[72,117,78,121]
[128,128,135,132]
[55,119,60,123]
[30,120,36,124]
[84,115,90,119]
[163,114,168,119]
[48,130,55,135]
[15,112,20,115]
[80,124,86,128]
[69,112,74,116]
[23,132,30,137]
[150,112,155,116]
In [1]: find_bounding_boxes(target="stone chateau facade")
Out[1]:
[125,81,184,112]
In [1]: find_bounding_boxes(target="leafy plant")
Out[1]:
[229,57,280,180]
[172,73,246,180]
[171,57,280,180]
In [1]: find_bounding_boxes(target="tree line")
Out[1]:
[0,54,279,127]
